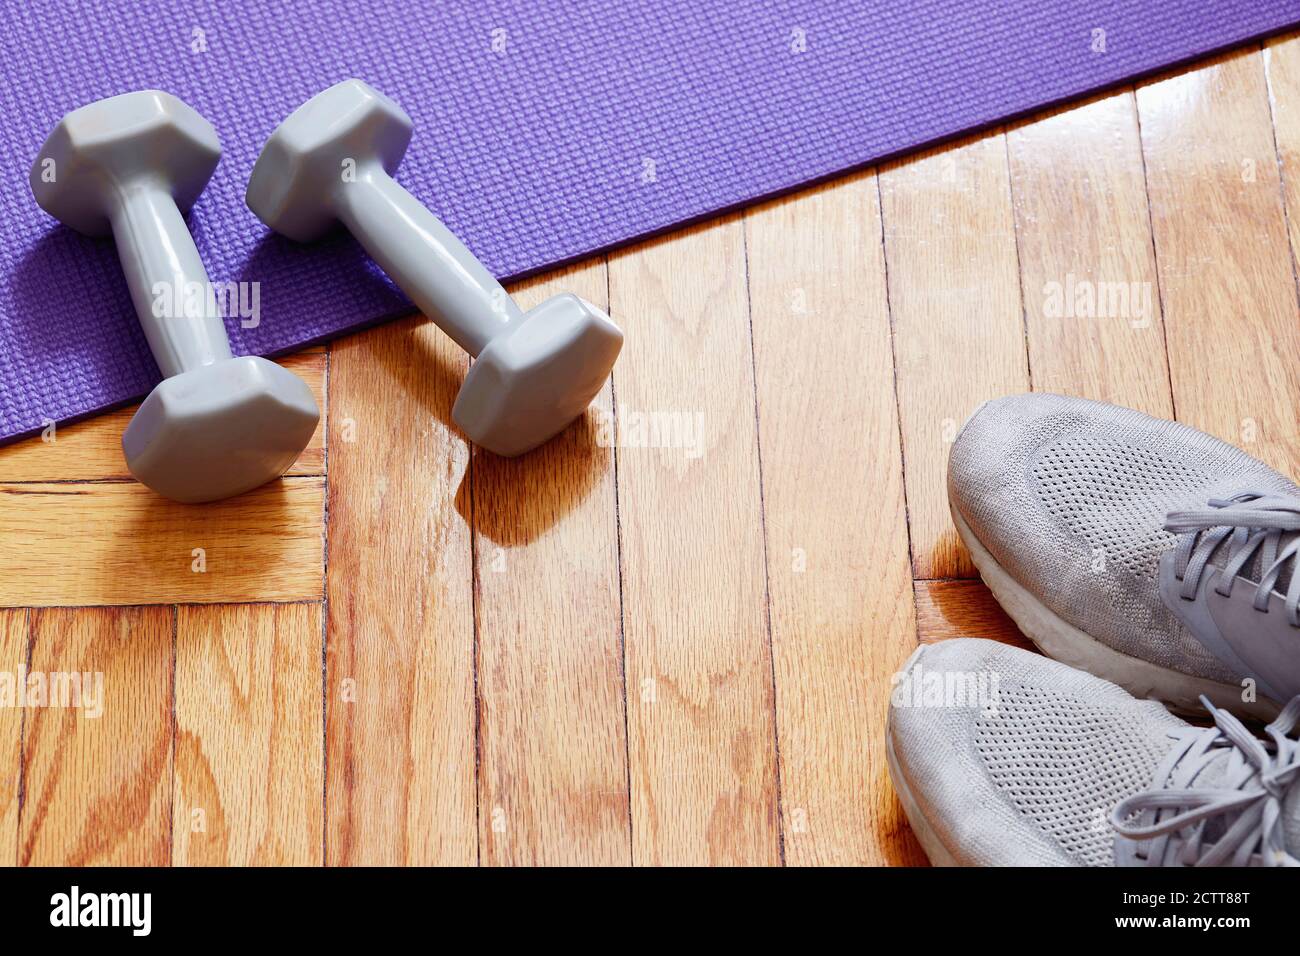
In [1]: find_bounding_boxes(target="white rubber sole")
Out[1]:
[952,505,1277,722]
[885,719,960,867]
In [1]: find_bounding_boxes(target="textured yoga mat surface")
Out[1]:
[2,1,1298,443]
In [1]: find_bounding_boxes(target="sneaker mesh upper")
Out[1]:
[890,640,1300,866]
[948,393,1299,681]
[974,680,1171,866]
[888,638,1184,866]
[1032,435,1209,580]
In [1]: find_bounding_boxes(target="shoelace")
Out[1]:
[1164,491,1300,626]
[1110,695,1300,867]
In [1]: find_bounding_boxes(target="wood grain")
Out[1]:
[913,579,1035,651]
[174,603,323,866]
[1265,35,1300,299]
[880,131,1032,580]
[608,216,780,865]
[1007,91,1174,418]
[0,478,324,607]
[20,606,173,865]
[324,315,476,866]
[1138,50,1300,469]
[0,349,327,481]
[0,609,24,866]
[745,171,923,866]
[474,263,629,866]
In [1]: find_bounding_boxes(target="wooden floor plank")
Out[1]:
[912,580,1035,651]
[174,603,323,866]
[1138,50,1300,469]
[0,609,24,866]
[608,216,780,865]
[1007,91,1175,418]
[880,131,1032,580]
[20,606,173,866]
[324,315,476,866]
[1265,34,1300,307]
[745,172,924,866]
[0,349,327,481]
[474,263,629,866]
[0,478,324,607]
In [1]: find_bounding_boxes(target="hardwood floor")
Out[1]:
[0,41,1297,865]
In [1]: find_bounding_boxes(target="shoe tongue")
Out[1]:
[1186,751,1234,845]
[1201,526,1299,598]
[1187,745,1300,856]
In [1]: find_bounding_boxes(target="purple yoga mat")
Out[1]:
[2,1,1298,444]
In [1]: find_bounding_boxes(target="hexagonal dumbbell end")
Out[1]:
[31,90,320,504]
[122,356,320,504]
[31,90,220,236]
[247,79,412,242]
[453,293,623,457]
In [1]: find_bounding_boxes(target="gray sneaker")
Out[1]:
[887,639,1300,866]
[948,392,1300,718]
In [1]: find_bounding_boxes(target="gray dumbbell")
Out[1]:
[246,79,623,457]
[30,91,320,504]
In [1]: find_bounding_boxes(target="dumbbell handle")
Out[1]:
[335,168,523,356]
[108,183,232,379]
